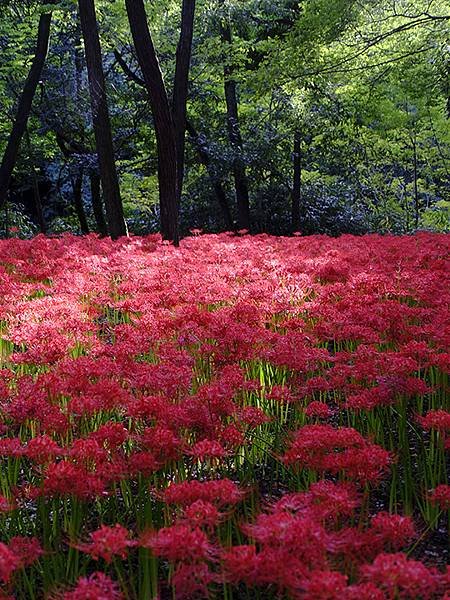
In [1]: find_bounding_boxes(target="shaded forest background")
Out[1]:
[0,0,449,241]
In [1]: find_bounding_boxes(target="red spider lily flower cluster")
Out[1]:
[429,485,450,510]
[74,524,135,563]
[0,232,448,598]
[282,424,392,484]
[159,478,244,507]
[417,409,450,450]
[360,553,446,600]
[61,572,124,600]
[0,538,43,584]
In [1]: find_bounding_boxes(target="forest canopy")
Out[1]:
[0,0,449,240]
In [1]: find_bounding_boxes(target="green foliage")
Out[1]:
[0,0,448,236]
[0,202,37,238]
[422,200,450,232]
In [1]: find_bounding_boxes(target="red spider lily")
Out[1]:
[431,352,450,372]
[344,386,394,412]
[0,543,20,584]
[315,262,350,284]
[282,424,392,484]
[89,422,129,450]
[187,383,236,421]
[159,479,244,507]
[328,527,373,562]
[1,377,68,434]
[417,409,450,432]
[7,537,44,568]
[221,545,257,584]
[183,500,221,529]
[228,545,287,590]
[300,376,331,396]
[219,423,245,448]
[329,514,416,563]
[138,426,184,462]
[0,496,15,513]
[139,524,215,562]
[23,435,64,463]
[74,524,135,563]
[237,406,271,427]
[171,561,217,599]
[0,232,448,598]
[61,572,124,599]
[266,384,296,403]
[127,451,161,477]
[265,334,330,372]
[188,439,229,462]
[305,401,332,419]
[125,394,170,420]
[242,512,329,571]
[0,437,23,458]
[272,481,360,521]
[369,512,416,550]
[42,461,106,499]
[428,484,450,509]
[298,570,349,599]
[67,380,133,416]
[128,358,192,398]
[67,438,108,471]
[438,567,450,597]
[360,553,440,599]
[341,583,385,600]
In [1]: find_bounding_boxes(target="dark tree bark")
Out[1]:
[186,120,233,229]
[412,134,419,230]
[114,50,232,230]
[25,129,47,234]
[220,16,250,231]
[113,49,145,87]
[0,6,53,210]
[54,129,107,235]
[291,130,301,232]
[445,59,450,119]
[55,130,88,156]
[78,0,127,239]
[72,171,90,234]
[90,171,108,236]
[125,0,179,245]
[172,0,196,203]
[74,23,84,99]
[32,171,47,234]
[71,23,90,235]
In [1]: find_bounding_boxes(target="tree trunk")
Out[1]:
[90,171,108,236]
[72,171,90,234]
[172,0,196,204]
[25,129,47,234]
[113,49,232,233]
[72,21,89,236]
[220,16,250,231]
[186,120,233,229]
[291,130,301,232]
[54,129,108,236]
[78,0,127,239]
[74,23,84,100]
[4,201,9,238]
[0,6,53,210]
[412,135,419,230]
[32,171,47,234]
[125,0,179,245]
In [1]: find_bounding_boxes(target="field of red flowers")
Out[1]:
[0,232,448,599]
